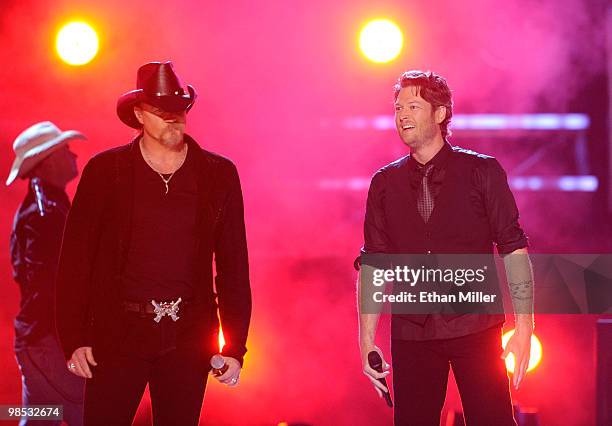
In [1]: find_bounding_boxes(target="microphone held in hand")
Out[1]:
[210,354,229,377]
[368,351,393,408]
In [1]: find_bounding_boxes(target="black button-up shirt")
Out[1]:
[360,141,529,340]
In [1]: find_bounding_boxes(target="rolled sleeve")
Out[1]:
[484,158,529,256]
[356,170,391,270]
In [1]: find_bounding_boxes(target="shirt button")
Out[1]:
[427,250,432,254]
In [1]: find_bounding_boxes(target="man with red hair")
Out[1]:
[357,70,534,426]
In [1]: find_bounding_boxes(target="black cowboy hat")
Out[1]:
[116,61,197,129]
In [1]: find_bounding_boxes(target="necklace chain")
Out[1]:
[140,140,188,195]
[157,172,175,195]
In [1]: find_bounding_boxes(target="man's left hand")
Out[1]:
[212,356,241,387]
[501,328,532,390]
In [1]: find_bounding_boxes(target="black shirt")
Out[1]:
[121,142,199,302]
[10,180,70,350]
[361,141,529,340]
[56,134,252,365]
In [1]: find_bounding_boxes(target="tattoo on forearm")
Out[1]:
[509,279,533,301]
[503,253,535,315]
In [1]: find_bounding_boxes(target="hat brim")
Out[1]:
[116,85,197,129]
[6,130,86,186]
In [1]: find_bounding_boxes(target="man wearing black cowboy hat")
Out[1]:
[55,61,252,426]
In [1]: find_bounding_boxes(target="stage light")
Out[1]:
[56,21,99,66]
[502,330,543,374]
[343,113,591,130]
[359,19,403,63]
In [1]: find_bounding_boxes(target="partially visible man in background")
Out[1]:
[7,121,86,426]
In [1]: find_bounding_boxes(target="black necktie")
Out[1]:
[417,163,435,222]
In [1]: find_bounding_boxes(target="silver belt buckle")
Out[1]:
[151,297,182,323]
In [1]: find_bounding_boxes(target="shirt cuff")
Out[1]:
[497,236,529,257]
[222,344,247,367]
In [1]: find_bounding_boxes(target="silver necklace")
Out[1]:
[158,172,175,195]
[140,140,188,195]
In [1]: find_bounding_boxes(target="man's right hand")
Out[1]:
[361,345,391,398]
[67,346,97,378]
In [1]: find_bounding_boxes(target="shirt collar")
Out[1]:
[408,140,453,172]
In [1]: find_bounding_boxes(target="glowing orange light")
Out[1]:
[359,19,403,63]
[218,327,226,352]
[56,21,99,66]
[502,329,543,374]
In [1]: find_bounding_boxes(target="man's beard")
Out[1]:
[159,125,184,147]
[402,121,438,148]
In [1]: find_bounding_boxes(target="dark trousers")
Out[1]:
[15,334,85,426]
[84,311,210,426]
[391,326,517,426]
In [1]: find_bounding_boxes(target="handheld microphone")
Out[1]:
[368,351,393,408]
[210,354,229,377]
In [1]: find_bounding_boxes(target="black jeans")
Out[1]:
[15,334,85,426]
[84,309,211,426]
[391,326,517,426]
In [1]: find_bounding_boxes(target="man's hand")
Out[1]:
[501,327,532,390]
[360,345,391,398]
[67,346,97,379]
[358,264,388,398]
[212,356,241,387]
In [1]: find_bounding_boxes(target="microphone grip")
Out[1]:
[210,354,229,377]
[367,350,393,408]
[212,365,229,377]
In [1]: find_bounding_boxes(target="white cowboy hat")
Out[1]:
[6,121,86,186]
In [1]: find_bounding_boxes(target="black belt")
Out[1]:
[123,299,191,321]
[123,301,157,315]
